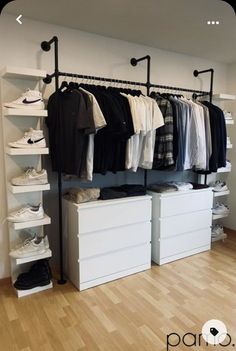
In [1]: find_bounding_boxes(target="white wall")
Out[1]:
[0,14,229,278]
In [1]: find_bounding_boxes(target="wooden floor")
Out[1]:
[1,231,236,351]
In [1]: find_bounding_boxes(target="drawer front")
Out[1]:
[157,228,211,259]
[79,198,151,233]
[80,244,151,283]
[153,210,212,239]
[157,191,213,217]
[79,222,151,259]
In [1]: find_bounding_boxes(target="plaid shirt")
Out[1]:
[150,93,175,169]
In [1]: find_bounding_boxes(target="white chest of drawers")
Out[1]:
[63,195,152,291]
[148,189,213,265]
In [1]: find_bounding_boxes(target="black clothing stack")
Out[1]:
[14,260,52,290]
[100,184,146,200]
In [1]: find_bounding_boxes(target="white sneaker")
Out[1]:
[212,224,224,237]
[223,110,232,120]
[8,128,46,148]
[4,89,44,110]
[9,235,49,258]
[212,203,229,215]
[8,204,44,223]
[210,180,228,192]
[11,168,48,186]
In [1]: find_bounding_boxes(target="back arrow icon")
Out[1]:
[16,15,22,24]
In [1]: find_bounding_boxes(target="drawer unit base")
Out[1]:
[79,263,150,291]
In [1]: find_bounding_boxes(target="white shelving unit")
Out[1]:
[210,93,236,242]
[0,66,52,297]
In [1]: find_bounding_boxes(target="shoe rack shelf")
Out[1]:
[4,108,48,117]
[14,249,52,265]
[8,183,50,194]
[226,120,234,125]
[212,233,227,243]
[212,213,229,220]
[213,94,236,101]
[216,167,231,174]
[15,281,53,298]
[1,66,52,297]
[0,66,47,80]
[214,190,230,198]
[9,214,51,231]
[6,147,49,156]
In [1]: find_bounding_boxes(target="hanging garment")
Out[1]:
[79,88,107,181]
[201,101,227,171]
[46,90,95,176]
[150,93,175,169]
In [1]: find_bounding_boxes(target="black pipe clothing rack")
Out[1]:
[41,36,214,284]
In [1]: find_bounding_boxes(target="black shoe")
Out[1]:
[14,279,51,290]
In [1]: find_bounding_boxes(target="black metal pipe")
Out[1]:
[41,36,67,285]
[54,38,67,285]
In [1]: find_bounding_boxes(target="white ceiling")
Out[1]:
[4,0,236,63]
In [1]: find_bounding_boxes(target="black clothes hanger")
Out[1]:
[59,80,68,92]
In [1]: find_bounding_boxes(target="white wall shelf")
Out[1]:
[6,147,49,155]
[212,233,227,243]
[15,281,53,298]
[13,249,52,265]
[1,65,52,298]
[226,120,234,125]
[0,66,47,80]
[212,213,229,220]
[3,108,48,117]
[227,144,233,149]
[214,190,230,198]
[8,183,50,194]
[216,167,231,174]
[9,214,51,230]
[213,94,236,101]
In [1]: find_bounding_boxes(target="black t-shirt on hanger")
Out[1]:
[46,90,95,176]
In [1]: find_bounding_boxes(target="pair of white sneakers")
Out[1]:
[4,89,45,110]
[9,128,46,149]
[212,203,230,215]
[11,168,48,186]
[10,234,49,258]
[8,204,44,223]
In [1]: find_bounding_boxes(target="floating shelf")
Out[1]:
[225,119,234,125]
[9,214,51,230]
[12,249,52,265]
[217,167,231,174]
[227,144,233,149]
[15,281,53,298]
[6,147,49,156]
[3,108,47,117]
[1,66,46,80]
[213,94,236,101]
[8,183,50,194]
[212,213,229,220]
[214,190,230,198]
[212,233,227,243]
